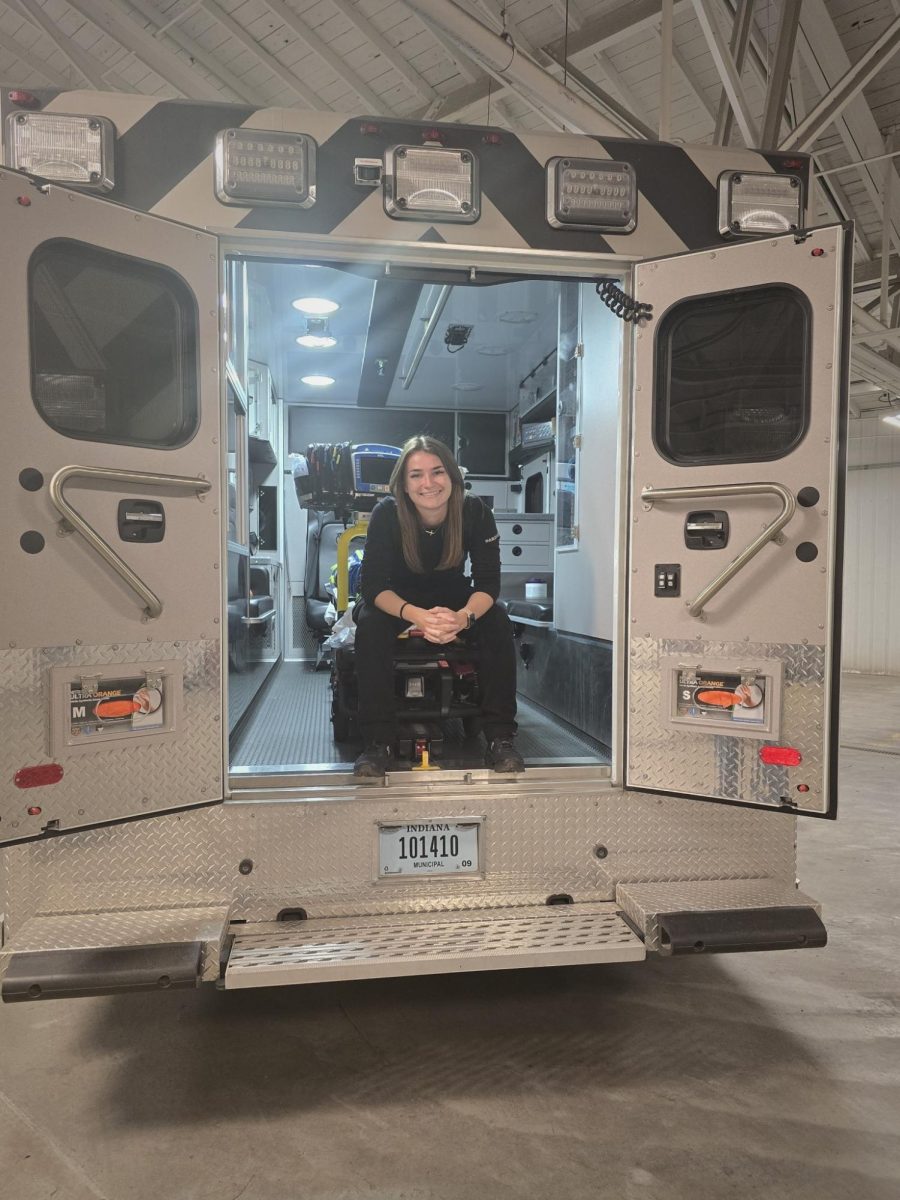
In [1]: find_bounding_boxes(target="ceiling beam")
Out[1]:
[404,0,648,135]
[198,0,326,109]
[123,0,266,104]
[690,0,758,146]
[64,0,226,99]
[423,0,670,123]
[670,38,717,124]
[760,0,800,148]
[327,0,440,106]
[12,0,133,91]
[0,24,69,86]
[585,47,653,131]
[781,15,900,152]
[712,0,754,146]
[260,0,387,114]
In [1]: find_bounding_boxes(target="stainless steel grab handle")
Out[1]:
[640,482,796,618]
[49,465,212,619]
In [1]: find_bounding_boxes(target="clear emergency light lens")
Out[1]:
[547,157,637,232]
[719,171,803,236]
[215,128,316,208]
[6,112,114,190]
[385,145,479,223]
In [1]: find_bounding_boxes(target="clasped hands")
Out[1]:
[406,605,467,644]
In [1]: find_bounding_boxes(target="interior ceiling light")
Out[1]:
[452,382,483,392]
[476,345,508,356]
[499,310,538,324]
[301,374,335,387]
[292,297,339,315]
[296,317,336,349]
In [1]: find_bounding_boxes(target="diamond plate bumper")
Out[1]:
[224,903,645,989]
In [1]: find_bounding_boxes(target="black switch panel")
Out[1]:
[654,563,681,596]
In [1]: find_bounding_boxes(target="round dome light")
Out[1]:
[292,297,339,315]
[301,374,335,387]
[296,334,337,348]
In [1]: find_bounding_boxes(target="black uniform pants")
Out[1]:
[353,601,518,744]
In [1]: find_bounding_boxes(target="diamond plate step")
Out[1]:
[0,906,231,985]
[616,879,821,951]
[224,903,645,989]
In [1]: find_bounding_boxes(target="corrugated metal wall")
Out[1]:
[842,414,900,674]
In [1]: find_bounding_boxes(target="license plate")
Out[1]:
[378,820,480,878]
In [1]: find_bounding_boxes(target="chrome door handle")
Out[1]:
[49,465,212,618]
[640,482,796,618]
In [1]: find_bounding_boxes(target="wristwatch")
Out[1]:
[464,608,476,630]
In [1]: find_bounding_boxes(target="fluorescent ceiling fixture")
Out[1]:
[292,297,339,315]
[301,374,335,387]
[882,413,900,428]
[297,334,337,348]
[499,310,538,324]
[476,345,508,356]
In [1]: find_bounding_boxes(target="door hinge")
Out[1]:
[574,342,585,358]
[573,434,582,450]
[572,524,580,541]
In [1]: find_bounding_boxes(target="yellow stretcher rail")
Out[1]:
[335,511,370,613]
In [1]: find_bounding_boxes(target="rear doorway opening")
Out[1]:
[223,254,623,779]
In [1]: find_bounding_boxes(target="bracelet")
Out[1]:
[399,602,408,620]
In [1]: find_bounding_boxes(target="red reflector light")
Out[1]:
[27,806,42,816]
[482,131,503,145]
[759,746,802,767]
[811,247,825,257]
[797,784,810,793]
[422,127,446,143]
[16,196,31,207]
[360,121,381,135]
[15,764,63,789]
[8,89,41,109]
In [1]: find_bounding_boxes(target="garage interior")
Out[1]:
[1,1,900,1197]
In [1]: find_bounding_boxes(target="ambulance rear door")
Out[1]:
[0,171,224,841]
[625,225,850,817]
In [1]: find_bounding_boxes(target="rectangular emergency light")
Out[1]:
[546,157,637,232]
[215,128,317,208]
[384,144,479,223]
[5,112,115,190]
[718,170,803,236]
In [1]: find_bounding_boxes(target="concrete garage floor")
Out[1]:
[0,676,898,1200]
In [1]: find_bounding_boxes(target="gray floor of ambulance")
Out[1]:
[1,675,898,1200]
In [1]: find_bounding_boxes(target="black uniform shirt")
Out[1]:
[360,494,501,610]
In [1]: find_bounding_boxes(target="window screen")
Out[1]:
[654,284,809,464]
[29,239,199,447]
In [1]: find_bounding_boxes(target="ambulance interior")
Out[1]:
[226,256,621,776]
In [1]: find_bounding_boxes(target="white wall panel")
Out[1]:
[842,414,900,673]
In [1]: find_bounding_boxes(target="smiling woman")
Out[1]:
[352,435,523,779]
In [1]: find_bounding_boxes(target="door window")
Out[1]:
[654,283,809,464]
[29,238,199,446]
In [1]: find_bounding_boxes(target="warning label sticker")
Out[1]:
[675,669,767,727]
[68,677,164,739]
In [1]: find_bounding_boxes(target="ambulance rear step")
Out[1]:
[223,903,645,989]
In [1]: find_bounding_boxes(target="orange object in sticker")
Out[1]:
[696,689,740,708]
[94,697,140,719]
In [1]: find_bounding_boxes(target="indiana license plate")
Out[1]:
[378,820,480,878]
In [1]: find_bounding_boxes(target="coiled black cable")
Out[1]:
[595,279,653,323]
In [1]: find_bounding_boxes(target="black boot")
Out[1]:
[485,737,524,773]
[354,741,393,779]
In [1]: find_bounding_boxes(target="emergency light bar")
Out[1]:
[215,128,316,208]
[384,145,479,223]
[5,112,115,190]
[718,171,803,236]
[546,157,638,232]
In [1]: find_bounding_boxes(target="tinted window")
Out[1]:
[29,239,198,447]
[654,284,809,464]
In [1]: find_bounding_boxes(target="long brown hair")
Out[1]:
[390,436,465,573]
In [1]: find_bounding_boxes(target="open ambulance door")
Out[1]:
[625,224,850,817]
[0,170,224,842]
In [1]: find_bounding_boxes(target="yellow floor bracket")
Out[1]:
[411,747,440,771]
